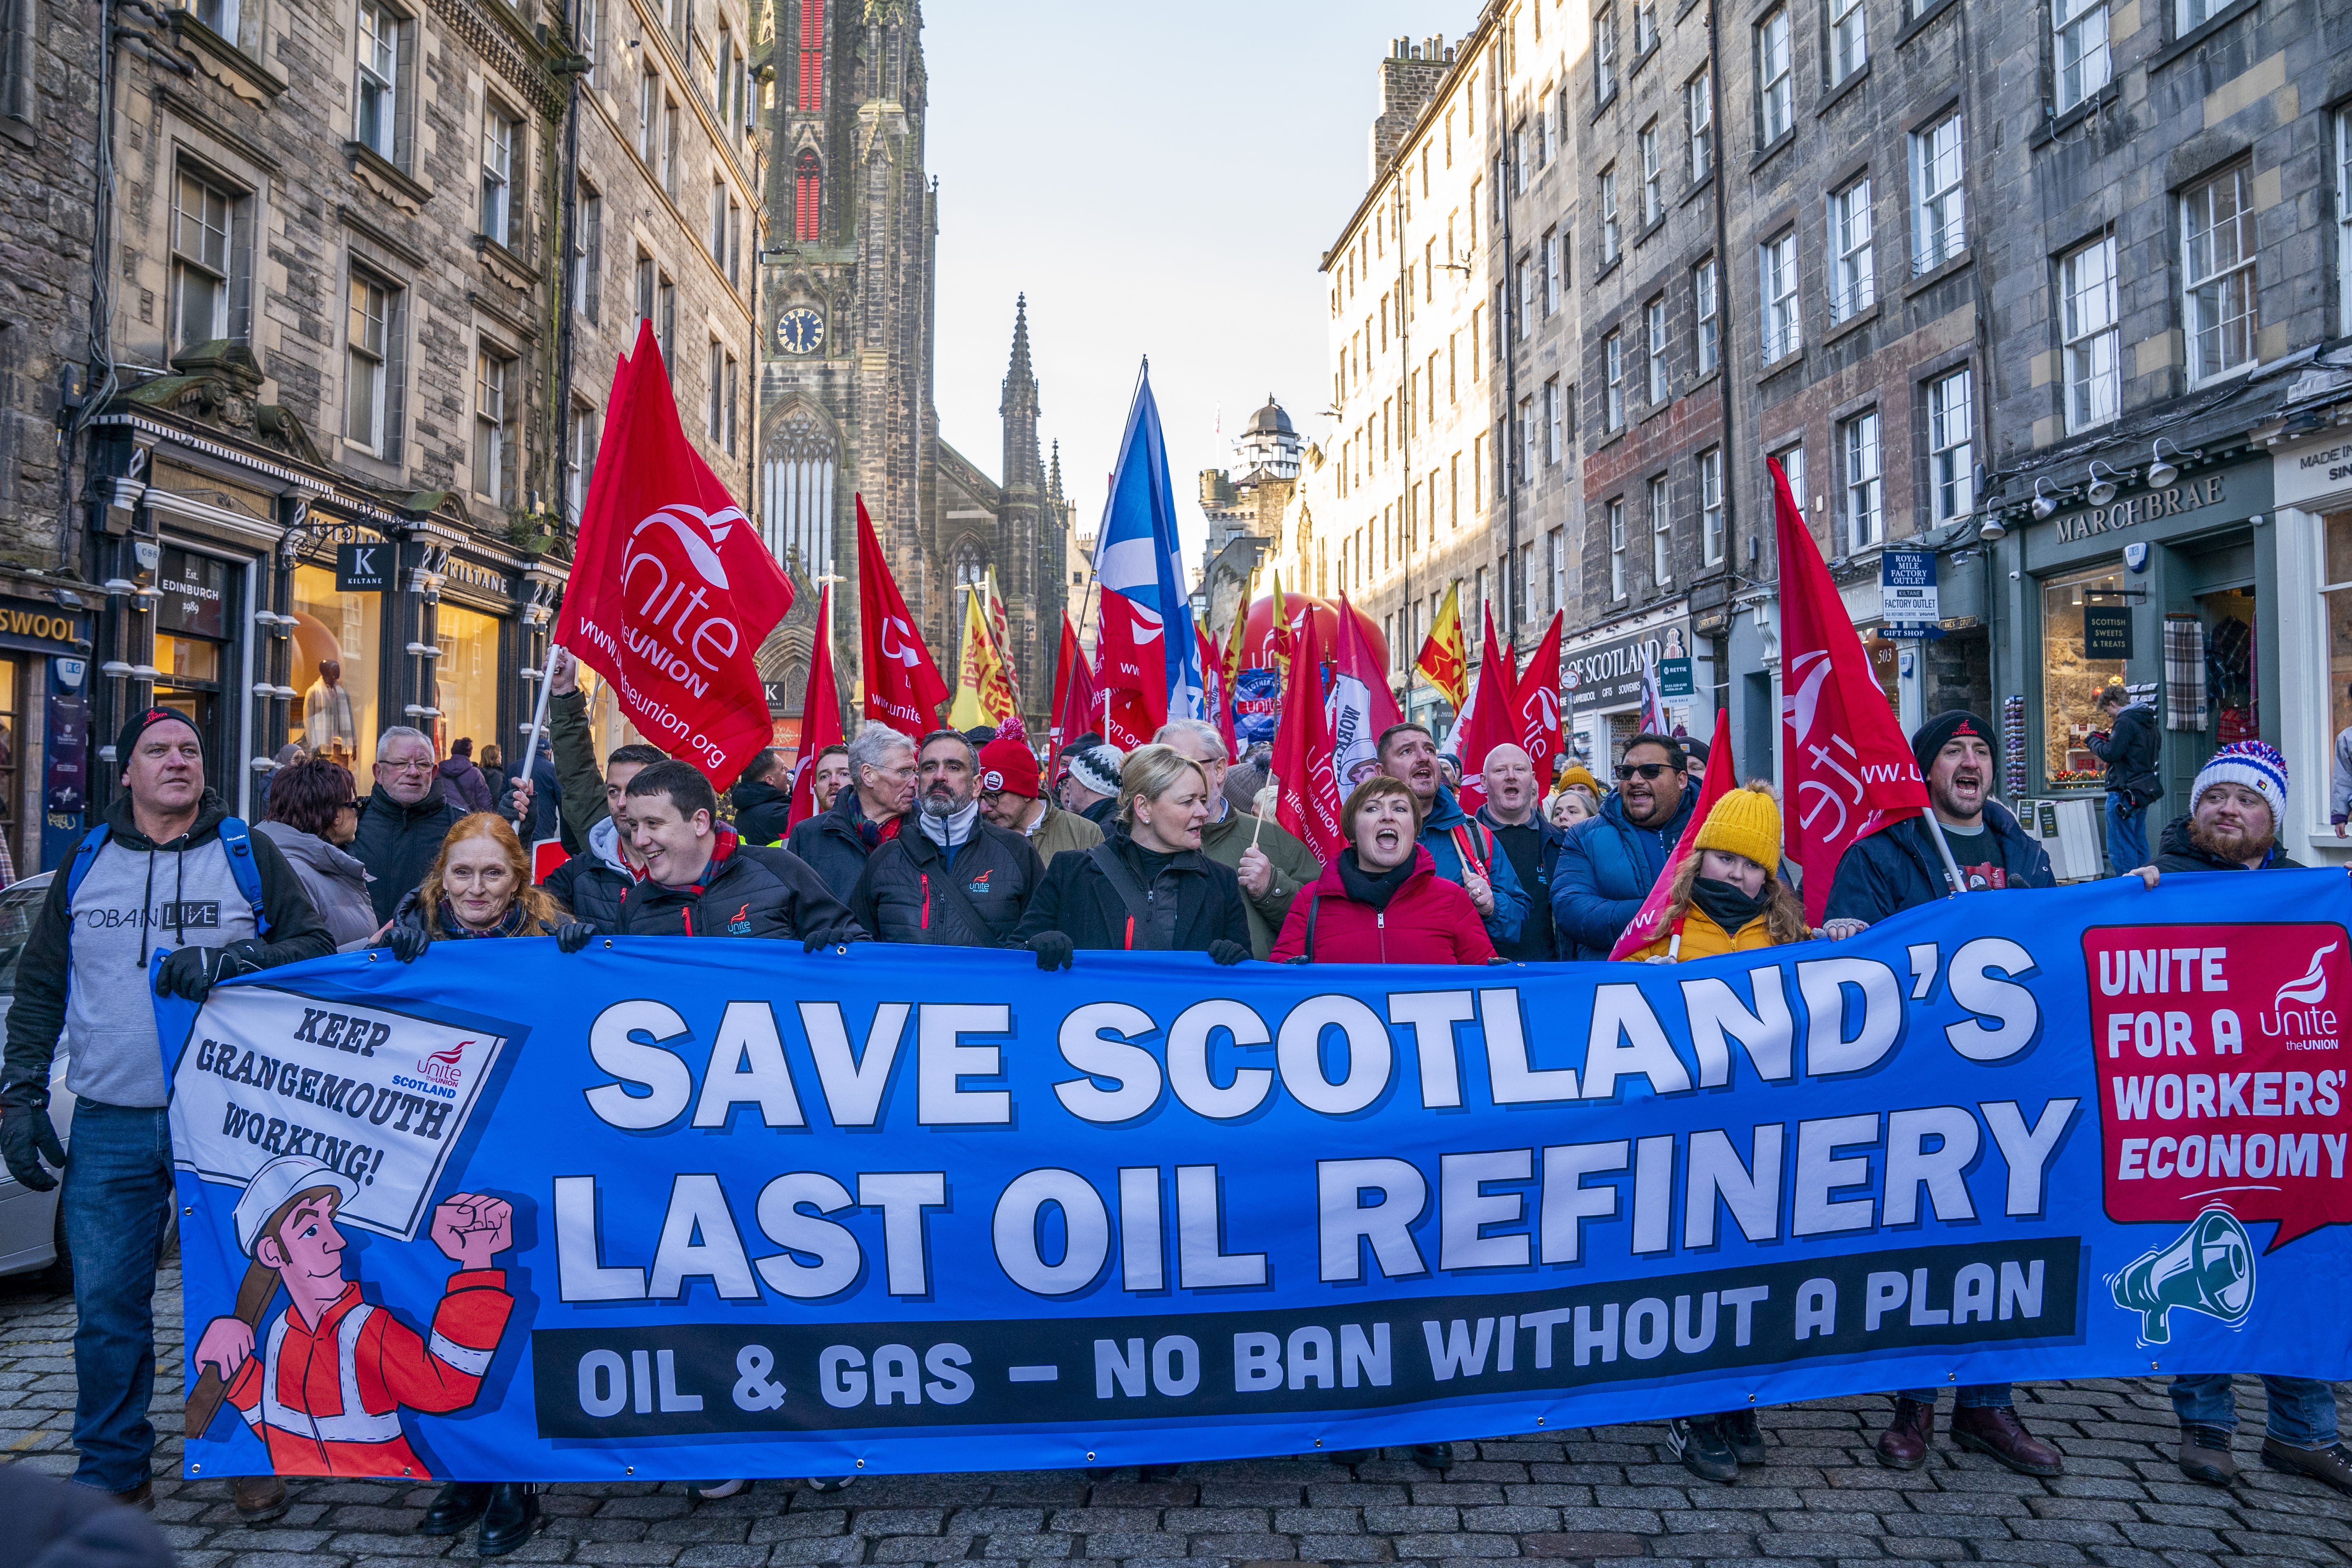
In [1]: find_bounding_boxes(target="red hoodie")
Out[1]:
[1271,845,1498,965]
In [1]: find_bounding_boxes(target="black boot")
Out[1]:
[1410,1442,1453,1470]
[417,1482,490,1537]
[476,1483,540,1557]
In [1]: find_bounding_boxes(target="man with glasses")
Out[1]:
[352,725,467,924]
[977,734,1101,864]
[787,722,918,903]
[1552,732,1700,959]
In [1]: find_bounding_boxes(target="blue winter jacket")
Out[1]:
[1477,804,1569,961]
[1419,787,1529,946]
[1550,786,1700,960]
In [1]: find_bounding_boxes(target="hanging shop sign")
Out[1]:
[336,541,398,593]
[157,548,230,638]
[2084,604,2135,660]
[1880,551,1939,636]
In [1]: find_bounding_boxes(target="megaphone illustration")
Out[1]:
[2110,1207,2255,1344]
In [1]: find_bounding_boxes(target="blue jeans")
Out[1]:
[2106,793,2149,873]
[1899,1383,2014,1409]
[2170,1374,2341,1448]
[60,1099,174,1493]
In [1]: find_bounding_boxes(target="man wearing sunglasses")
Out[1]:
[1552,732,1700,959]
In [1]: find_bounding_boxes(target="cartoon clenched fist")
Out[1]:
[430,1192,515,1270]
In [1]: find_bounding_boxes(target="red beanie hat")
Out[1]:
[978,736,1041,799]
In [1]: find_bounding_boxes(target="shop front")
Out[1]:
[1564,609,1695,771]
[0,578,94,879]
[2004,454,2277,853]
[2270,415,2352,865]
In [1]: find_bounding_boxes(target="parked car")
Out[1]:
[0,872,74,1279]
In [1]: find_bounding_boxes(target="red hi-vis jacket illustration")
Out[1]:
[224,1271,513,1477]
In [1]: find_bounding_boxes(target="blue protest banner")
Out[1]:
[164,870,2352,1483]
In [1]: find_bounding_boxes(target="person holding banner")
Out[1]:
[1375,724,1529,948]
[615,761,864,945]
[1824,712,2053,930]
[1552,734,1699,960]
[1618,783,1806,1481]
[1156,719,1320,960]
[849,731,1044,946]
[376,814,589,960]
[2,708,334,1518]
[541,739,669,934]
[1013,744,1252,968]
[977,734,1103,863]
[1820,712,2062,1476]
[2131,741,2301,877]
[1271,775,1493,965]
[788,724,917,903]
[1477,744,1567,961]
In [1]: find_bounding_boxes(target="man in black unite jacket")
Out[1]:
[851,731,1042,945]
[611,761,864,944]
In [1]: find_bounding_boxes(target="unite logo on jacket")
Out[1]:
[967,868,992,896]
[728,902,751,934]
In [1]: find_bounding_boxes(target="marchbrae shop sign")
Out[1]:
[2045,473,2233,543]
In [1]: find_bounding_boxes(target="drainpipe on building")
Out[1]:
[1392,167,1416,701]
[1707,0,1737,727]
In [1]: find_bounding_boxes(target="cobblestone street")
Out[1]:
[4,1266,2349,1566]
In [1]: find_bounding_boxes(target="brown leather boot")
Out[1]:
[1876,1397,1935,1470]
[2177,1425,2238,1487]
[233,1474,289,1524]
[2260,1438,2352,1493]
[1951,1404,2064,1476]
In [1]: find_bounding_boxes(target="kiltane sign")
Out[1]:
[336,541,397,593]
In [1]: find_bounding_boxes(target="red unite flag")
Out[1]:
[1270,633,1344,860]
[1197,622,1238,760]
[1443,605,1519,814]
[1514,610,1565,784]
[856,495,949,735]
[1773,456,1929,923]
[555,322,791,786]
[786,584,843,831]
[1049,611,1097,759]
[1609,707,1734,960]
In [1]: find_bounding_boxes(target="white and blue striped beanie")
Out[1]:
[2192,740,2288,822]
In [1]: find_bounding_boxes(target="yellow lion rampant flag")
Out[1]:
[1415,580,1468,710]
[949,588,1018,728]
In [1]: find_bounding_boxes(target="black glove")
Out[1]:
[555,921,595,954]
[154,940,263,1002]
[1207,938,1252,966]
[0,1084,64,1193]
[385,924,432,964]
[1027,931,1075,971]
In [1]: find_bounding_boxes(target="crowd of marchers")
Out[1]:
[0,658,2343,1555]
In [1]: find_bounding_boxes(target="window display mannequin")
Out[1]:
[305,659,358,761]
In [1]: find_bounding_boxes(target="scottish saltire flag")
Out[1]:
[1094,366,1203,735]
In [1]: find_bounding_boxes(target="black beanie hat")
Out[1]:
[114,706,202,764]
[1911,710,1992,777]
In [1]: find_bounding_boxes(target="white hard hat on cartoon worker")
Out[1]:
[231,1153,359,1256]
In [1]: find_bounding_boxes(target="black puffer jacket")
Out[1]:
[732,777,795,846]
[850,815,1044,945]
[615,827,866,943]
[351,781,467,923]
[2148,813,2301,872]
[543,817,638,932]
[2088,702,2163,805]
[1012,827,1252,953]
[786,790,895,903]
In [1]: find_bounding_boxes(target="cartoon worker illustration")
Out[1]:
[188,1153,517,1477]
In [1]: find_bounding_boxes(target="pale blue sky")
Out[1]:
[923,0,1479,564]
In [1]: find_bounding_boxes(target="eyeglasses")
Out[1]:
[336,799,360,811]
[1615,762,1675,781]
[382,759,434,774]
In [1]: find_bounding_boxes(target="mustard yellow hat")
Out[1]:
[1693,784,1782,870]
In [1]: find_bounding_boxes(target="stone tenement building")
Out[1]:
[1285,0,2352,867]
[1197,395,1305,643]
[756,0,1071,736]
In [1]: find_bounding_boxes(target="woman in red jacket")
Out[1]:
[1273,775,1496,964]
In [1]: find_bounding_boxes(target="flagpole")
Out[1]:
[1922,812,1970,895]
[516,642,559,799]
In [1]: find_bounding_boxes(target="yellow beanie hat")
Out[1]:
[1693,784,1782,870]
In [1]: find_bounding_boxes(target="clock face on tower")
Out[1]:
[776,306,824,356]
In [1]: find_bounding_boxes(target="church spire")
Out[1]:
[1001,293,1035,415]
[1048,439,1064,506]
[1001,293,1040,495]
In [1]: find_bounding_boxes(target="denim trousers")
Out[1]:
[1898,1383,2015,1409]
[2170,1374,2342,1448]
[60,1099,174,1493]
[2105,793,2149,874]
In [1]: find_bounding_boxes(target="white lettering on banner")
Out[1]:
[169,986,505,1241]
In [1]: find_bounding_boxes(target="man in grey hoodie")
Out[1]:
[0,709,332,1515]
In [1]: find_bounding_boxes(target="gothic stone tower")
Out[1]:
[756,0,1064,733]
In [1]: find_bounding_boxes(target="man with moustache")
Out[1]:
[851,731,1044,945]
[2133,740,2300,875]
[1552,732,1700,960]
[1821,708,2060,1478]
